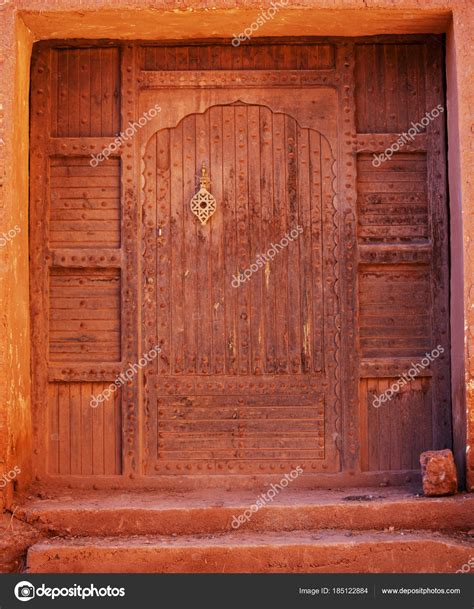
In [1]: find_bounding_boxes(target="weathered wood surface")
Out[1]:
[29,37,450,483]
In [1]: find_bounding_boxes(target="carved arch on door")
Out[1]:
[140,101,341,475]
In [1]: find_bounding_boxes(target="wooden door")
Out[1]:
[141,99,339,475]
[29,38,451,486]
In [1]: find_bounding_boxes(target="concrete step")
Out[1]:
[27,530,473,573]
[17,488,474,537]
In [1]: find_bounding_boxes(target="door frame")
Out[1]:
[26,35,455,490]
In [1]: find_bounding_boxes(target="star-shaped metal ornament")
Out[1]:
[190,162,217,226]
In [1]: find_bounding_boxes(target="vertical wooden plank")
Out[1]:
[222,106,237,375]
[423,378,434,455]
[195,111,212,374]
[50,49,58,137]
[297,126,313,372]
[92,383,105,474]
[48,384,59,475]
[247,105,264,375]
[402,379,416,470]
[285,115,301,374]
[354,45,367,136]
[111,48,121,137]
[366,45,377,133]
[367,378,379,471]
[101,49,114,136]
[175,46,189,70]
[259,105,276,373]
[209,106,225,375]
[81,383,93,475]
[157,130,172,376]
[309,130,323,372]
[396,45,409,131]
[114,388,122,474]
[182,115,197,373]
[56,50,69,137]
[104,387,118,475]
[272,111,288,373]
[210,45,221,70]
[375,44,386,132]
[390,380,402,470]
[165,47,177,71]
[417,45,427,123]
[298,44,308,70]
[166,125,184,375]
[90,48,102,136]
[384,44,398,133]
[406,44,422,128]
[231,45,243,70]
[58,384,70,474]
[143,47,154,70]
[378,378,391,470]
[359,379,368,471]
[219,45,232,71]
[67,49,80,137]
[69,383,82,474]
[321,134,335,372]
[143,133,158,372]
[235,104,250,374]
[188,46,200,70]
[79,49,91,137]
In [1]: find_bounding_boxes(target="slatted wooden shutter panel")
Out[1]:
[30,46,123,476]
[354,40,451,471]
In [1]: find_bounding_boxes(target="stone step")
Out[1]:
[17,488,474,537]
[27,530,473,573]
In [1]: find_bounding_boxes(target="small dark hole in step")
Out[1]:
[342,494,385,502]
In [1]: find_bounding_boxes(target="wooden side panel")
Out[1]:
[355,37,451,472]
[357,153,429,244]
[51,48,120,137]
[360,377,433,471]
[359,264,431,359]
[50,157,121,248]
[48,382,122,475]
[49,268,121,362]
[355,43,427,133]
[31,45,124,478]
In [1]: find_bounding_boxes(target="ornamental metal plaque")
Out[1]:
[190,162,217,226]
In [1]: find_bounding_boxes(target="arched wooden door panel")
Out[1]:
[142,103,340,475]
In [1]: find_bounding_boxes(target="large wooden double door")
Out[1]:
[30,38,451,484]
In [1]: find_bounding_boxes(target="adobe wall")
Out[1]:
[0,0,472,506]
